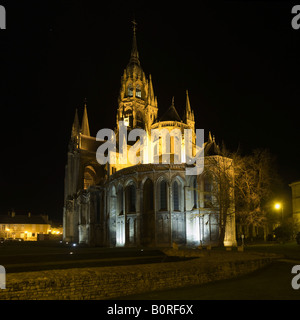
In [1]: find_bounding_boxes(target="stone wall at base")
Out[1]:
[0,255,275,300]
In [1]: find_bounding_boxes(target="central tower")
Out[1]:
[116,21,158,135]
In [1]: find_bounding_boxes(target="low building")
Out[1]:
[0,211,51,241]
[289,181,300,231]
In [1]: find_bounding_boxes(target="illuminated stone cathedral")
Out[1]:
[63,25,237,247]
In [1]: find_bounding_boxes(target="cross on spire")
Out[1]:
[129,18,140,65]
[131,19,137,35]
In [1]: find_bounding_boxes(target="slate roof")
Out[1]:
[159,99,182,122]
[204,132,221,156]
[0,214,50,225]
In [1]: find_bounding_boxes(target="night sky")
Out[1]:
[0,1,299,222]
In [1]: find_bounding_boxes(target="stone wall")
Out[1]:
[0,254,275,300]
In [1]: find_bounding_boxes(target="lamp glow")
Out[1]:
[275,203,281,210]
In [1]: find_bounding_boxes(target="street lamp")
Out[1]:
[274,202,283,222]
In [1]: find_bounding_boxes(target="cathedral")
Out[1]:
[63,25,237,247]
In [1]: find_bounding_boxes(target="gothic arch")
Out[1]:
[140,175,153,189]
[127,82,133,97]
[157,178,169,211]
[171,176,184,212]
[109,184,117,197]
[136,83,142,98]
[109,184,117,246]
[141,178,155,246]
[186,175,198,209]
[155,173,170,187]
[83,165,97,190]
[116,184,124,215]
[124,177,138,189]
[143,178,154,213]
[200,171,216,209]
[124,180,137,214]
[154,175,171,245]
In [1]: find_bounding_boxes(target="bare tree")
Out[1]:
[234,149,280,239]
[204,147,235,246]
[190,147,279,246]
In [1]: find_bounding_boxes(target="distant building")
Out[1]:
[289,181,300,231]
[0,211,51,241]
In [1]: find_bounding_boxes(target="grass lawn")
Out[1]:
[0,241,182,273]
[243,241,300,260]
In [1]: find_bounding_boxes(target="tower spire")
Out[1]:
[148,74,155,105]
[184,90,195,129]
[81,99,90,137]
[71,108,80,138]
[129,19,140,66]
[186,90,191,113]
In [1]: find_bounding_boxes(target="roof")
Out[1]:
[0,214,50,225]
[204,141,221,156]
[289,181,300,187]
[159,98,182,122]
[204,132,221,156]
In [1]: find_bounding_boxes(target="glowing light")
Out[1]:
[124,117,129,127]
[275,203,281,210]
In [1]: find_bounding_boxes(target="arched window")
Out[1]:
[159,180,168,211]
[83,166,96,190]
[125,184,136,213]
[135,110,143,128]
[173,181,179,211]
[136,84,141,98]
[143,179,154,212]
[117,185,123,215]
[192,177,197,208]
[142,179,155,246]
[204,175,213,208]
[124,109,133,127]
[128,83,133,97]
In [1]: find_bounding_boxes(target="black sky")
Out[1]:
[0,1,299,221]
